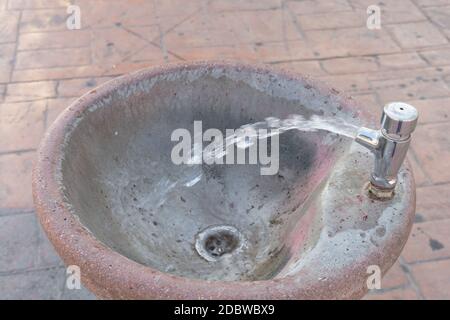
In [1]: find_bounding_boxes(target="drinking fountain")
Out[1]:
[33,61,416,299]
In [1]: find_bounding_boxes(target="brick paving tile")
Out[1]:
[0,152,36,210]
[8,0,70,10]
[295,11,366,31]
[321,56,379,75]
[423,5,450,39]
[364,287,420,300]
[387,22,448,49]
[57,77,113,98]
[349,0,426,24]
[420,48,450,66]
[20,8,69,33]
[0,213,39,272]
[0,43,15,83]
[286,0,352,15]
[304,27,401,58]
[0,101,46,151]
[409,97,450,124]
[377,52,428,70]
[45,97,76,127]
[18,30,90,50]
[372,76,450,102]
[5,81,57,102]
[15,47,91,70]
[0,267,65,300]
[406,152,430,187]
[415,0,450,7]
[273,60,326,77]
[410,259,450,299]
[411,123,450,184]
[416,184,450,221]
[0,10,20,43]
[402,219,450,263]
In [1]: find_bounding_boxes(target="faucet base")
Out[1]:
[366,182,395,200]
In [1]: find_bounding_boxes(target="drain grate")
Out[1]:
[195,225,244,262]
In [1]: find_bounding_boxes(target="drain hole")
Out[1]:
[195,225,244,262]
[204,232,239,257]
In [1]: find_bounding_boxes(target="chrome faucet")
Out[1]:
[355,102,418,198]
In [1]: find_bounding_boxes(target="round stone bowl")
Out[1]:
[33,61,415,299]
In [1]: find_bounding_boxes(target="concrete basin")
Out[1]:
[33,61,415,299]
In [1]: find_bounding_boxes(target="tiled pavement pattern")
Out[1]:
[1,0,450,300]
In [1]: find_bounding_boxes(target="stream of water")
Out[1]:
[153,114,360,206]
[186,114,359,165]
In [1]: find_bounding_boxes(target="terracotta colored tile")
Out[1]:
[349,0,426,24]
[387,22,448,49]
[61,285,96,300]
[126,44,170,63]
[0,213,39,272]
[8,0,70,9]
[296,11,365,30]
[0,11,20,43]
[382,261,409,289]
[415,0,450,6]
[273,60,326,77]
[423,6,450,39]
[0,43,15,83]
[0,267,65,299]
[257,41,316,61]
[402,220,450,263]
[411,259,450,299]
[165,9,301,49]
[406,152,430,187]
[377,52,428,70]
[46,97,75,127]
[15,47,91,70]
[91,27,156,67]
[318,74,371,94]
[153,0,206,18]
[18,30,90,50]
[421,48,450,66]
[408,97,450,124]
[209,0,280,12]
[304,27,401,58]
[352,93,380,109]
[411,123,450,184]
[363,287,419,300]
[372,76,450,102]
[321,56,378,75]
[416,184,450,221]
[0,101,46,151]
[20,8,69,33]
[368,65,450,82]
[5,81,57,102]
[12,65,107,82]
[0,84,5,100]
[76,0,157,28]
[57,77,113,98]
[0,152,36,210]
[172,44,258,62]
[286,0,352,15]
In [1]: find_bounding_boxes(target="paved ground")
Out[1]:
[1,0,450,300]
